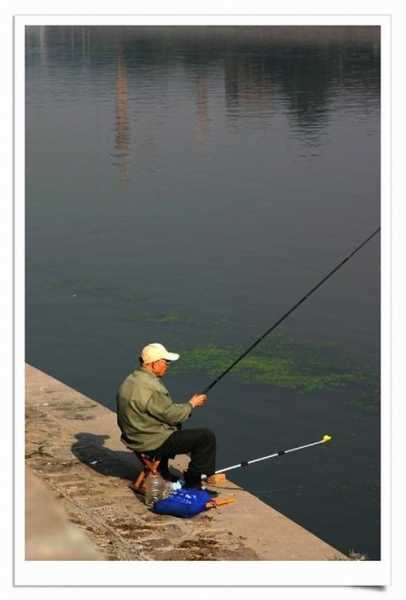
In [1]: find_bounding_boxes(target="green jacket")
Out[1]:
[116,367,192,452]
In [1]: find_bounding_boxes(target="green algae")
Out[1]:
[350,386,380,415]
[173,340,372,392]
[123,310,193,324]
[149,312,192,323]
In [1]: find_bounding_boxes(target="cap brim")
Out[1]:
[165,352,180,361]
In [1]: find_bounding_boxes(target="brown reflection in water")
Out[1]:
[195,75,209,144]
[114,50,130,185]
[224,57,272,131]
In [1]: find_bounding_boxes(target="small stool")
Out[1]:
[130,453,161,494]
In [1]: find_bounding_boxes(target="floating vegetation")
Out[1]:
[148,312,192,323]
[123,310,193,324]
[349,386,380,415]
[173,337,374,393]
[46,278,149,303]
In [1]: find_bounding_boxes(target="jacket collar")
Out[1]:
[138,367,168,392]
[139,366,158,379]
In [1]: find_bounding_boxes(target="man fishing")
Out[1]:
[116,342,216,491]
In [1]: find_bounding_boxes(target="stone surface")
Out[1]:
[25,364,347,561]
[26,466,103,560]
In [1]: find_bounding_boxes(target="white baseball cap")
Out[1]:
[141,343,180,364]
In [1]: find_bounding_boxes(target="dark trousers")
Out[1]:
[151,428,216,485]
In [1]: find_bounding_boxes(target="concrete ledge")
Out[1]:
[26,466,103,560]
[25,364,347,561]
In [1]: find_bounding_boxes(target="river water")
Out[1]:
[26,26,381,559]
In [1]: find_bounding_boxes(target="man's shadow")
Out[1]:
[71,432,141,481]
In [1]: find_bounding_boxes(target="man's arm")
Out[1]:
[147,392,207,425]
[146,391,192,425]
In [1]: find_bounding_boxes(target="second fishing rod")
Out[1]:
[201,227,380,395]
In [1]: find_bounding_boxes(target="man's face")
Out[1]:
[151,358,169,377]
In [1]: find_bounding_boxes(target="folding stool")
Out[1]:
[130,453,161,494]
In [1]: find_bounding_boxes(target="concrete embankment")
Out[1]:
[25,364,347,561]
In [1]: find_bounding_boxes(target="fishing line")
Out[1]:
[202,227,380,394]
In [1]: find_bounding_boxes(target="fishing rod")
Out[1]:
[215,434,333,475]
[202,227,380,394]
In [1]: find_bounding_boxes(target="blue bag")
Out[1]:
[153,488,212,518]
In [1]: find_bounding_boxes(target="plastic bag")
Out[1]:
[153,488,212,518]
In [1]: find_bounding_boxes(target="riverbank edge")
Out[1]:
[25,363,348,561]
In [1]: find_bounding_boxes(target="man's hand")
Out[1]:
[189,394,207,408]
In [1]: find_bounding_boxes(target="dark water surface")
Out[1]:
[26,26,381,559]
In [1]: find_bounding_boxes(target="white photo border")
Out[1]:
[14,12,391,587]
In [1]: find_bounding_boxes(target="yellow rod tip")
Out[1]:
[322,434,332,442]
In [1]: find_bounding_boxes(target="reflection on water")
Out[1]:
[26,26,380,169]
[26,26,380,559]
[195,72,210,144]
[114,49,130,185]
